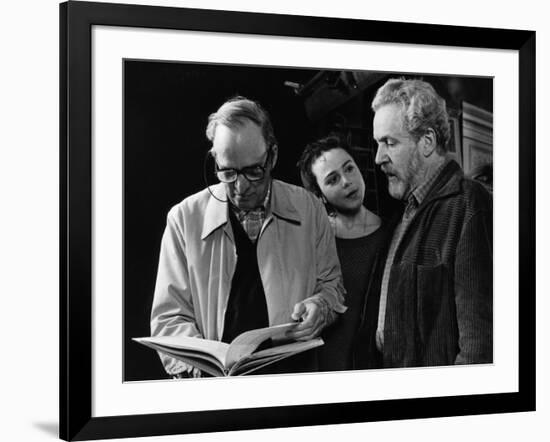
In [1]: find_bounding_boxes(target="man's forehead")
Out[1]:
[373,104,406,134]
[212,122,268,165]
[214,121,265,144]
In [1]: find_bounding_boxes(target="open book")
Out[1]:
[133,323,323,377]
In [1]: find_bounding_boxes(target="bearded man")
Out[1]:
[372,78,493,367]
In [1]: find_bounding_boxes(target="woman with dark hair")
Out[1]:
[298,135,389,371]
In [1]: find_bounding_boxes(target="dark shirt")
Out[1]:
[317,226,387,371]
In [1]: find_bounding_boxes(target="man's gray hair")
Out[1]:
[206,96,277,150]
[371,78,450,152]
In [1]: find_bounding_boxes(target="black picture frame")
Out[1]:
[60,1,536,440]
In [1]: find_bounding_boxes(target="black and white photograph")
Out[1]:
[26,1,541,441]
[56,1,536,439]
[60,1,535,438]
[123,61,494,381]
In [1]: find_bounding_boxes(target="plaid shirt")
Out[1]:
[231,184,272,242]
[376,159,450,351]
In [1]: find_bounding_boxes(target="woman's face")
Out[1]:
[311,148,365,214]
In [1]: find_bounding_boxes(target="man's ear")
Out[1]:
[270,144,278,169]
[419,128,437,157]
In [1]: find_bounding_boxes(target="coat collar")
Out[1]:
[201,184,230,240]
[386,159,464,231]
[201,180,302,240]
[420,159,463,207]
[270,180,301,225]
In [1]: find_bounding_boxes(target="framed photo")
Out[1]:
[60,1,535,440]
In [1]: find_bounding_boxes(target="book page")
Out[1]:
[229,338,323,375]
[233,353,298,377]
[134,335,230,366]
[154,350,225,377]
[225,323,300,369]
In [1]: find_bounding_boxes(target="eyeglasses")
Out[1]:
[215,149,271,183]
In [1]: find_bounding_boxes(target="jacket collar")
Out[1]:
[201,184,229,240]
[387,159,464,231]
[201,180,301,240]
[420,159,463,207]
[270,180,301,225]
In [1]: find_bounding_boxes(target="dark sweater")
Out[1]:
[221,210,317,374]
[317,227,387,371]
[221,209,269,344]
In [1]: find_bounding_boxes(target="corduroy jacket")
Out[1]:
[383,160,493,367]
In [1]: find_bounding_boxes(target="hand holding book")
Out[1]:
[287,295,335,341]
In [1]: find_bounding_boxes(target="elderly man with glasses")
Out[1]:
[150,96,346,378]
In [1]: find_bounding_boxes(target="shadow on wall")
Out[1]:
[33,421,58,438]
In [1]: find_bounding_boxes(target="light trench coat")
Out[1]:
[150,180,346,374]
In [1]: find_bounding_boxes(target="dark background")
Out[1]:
[123,60,492,381]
